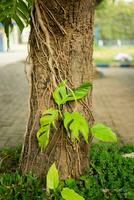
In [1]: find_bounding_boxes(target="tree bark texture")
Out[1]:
[21,0,95,179]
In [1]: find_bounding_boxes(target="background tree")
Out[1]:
[95,0,134,40]
[0,0,104,179]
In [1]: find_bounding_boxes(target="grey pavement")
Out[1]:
[0,44,27,68]
[0,63,134,148]
[0,61,28,148]
[93,67,134,144]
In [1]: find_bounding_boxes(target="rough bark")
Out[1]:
[21,0,95,179]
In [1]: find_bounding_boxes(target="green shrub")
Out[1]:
[0,171,46,200]
[86,143,134,199]
[0,145,21,173]
[0,144,134,200]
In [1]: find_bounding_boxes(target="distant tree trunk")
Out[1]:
[21,0,95,179]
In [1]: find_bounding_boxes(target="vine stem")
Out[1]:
[58,106,63,118]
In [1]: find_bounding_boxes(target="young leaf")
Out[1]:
[53,81,68,106]
[47,163,59,191]
[67,82,92,101]
[64,112,89,143]
[36,108,59,151]
[36,127,49,150]
[61,187,85,200]
[91,123,117,142]
[53,81,92,106]
[40,108,59,128]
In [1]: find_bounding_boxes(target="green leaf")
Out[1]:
[61,188,85,200]
[0,0,13,7]
[17,0,29,19]
[53,81,92,106]
[1,18,13,49]
[91,123,117,142]
[3,18,11,38]
[65,178,76,188]
[13,14,25,32]
[64,112,89,143]
[17,8,29,24]
[40,108,59,128]
[67,82,92,101]
[37,108,59,151]
[26,0,33,7]
[36,127,49,150]
[53,80,68,106]
[0,0,31,38]
[47,163,59,191]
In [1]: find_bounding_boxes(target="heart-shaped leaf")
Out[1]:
[91,123,117,142]
[37,127,49,151]
[64,112,89,143]
[53,81,68,106]
[61,187,85,200]
[53,81,92,106]
[47,163,59,191]
[40,108,59,128]
[67,82,92,101]
[37,108,59,151]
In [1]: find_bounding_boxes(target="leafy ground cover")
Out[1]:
[0,143,134,200]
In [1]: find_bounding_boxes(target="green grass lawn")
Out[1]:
[93,46,134,64]
[0,143,134,200]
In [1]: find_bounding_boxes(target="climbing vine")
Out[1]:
[37,80,117,152]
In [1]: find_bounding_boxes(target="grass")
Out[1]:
[93,46,134,64]
[0,143,134,199]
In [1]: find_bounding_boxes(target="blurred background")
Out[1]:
[94,0,134,66]
[93,0,134,144]
[0,0,134,147]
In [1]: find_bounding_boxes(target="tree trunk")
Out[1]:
[21,0,95,179]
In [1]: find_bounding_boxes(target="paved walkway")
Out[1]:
[0,61,28,148]
[0,45,27,68]
[93,68,134,144]
[0,64,134,148]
